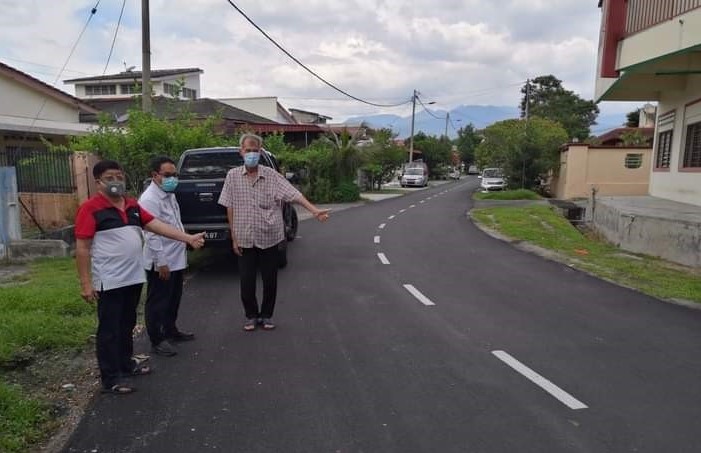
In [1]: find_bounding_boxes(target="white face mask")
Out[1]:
[244,151,261,167]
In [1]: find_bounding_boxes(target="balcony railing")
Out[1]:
[625,0,701,36]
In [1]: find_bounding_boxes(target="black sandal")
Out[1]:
[101,384,136,395]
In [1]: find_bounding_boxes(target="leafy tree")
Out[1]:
[361,128,405,190]
[320,127,366,183]
[71,109,227,193]
[411,133,452,174]
[520,75,599,141]
[475,117,568,189]
[454,123,481,165]
[626,109,640,127]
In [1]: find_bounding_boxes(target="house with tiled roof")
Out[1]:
[0,61,98,141]
[0,61,101,233]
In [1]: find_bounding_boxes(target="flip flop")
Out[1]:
[130,364,152,376]
[101,384,135,395]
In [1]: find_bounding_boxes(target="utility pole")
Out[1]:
[408,89,417,163]
[141,0,152,113]
[522,78,531,189]
[444,111,450,138]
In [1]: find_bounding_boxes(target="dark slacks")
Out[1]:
[145,269,184,345]
[238,244,279,319]
[96,284,142,388]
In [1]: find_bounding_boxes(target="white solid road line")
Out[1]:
[403,284,436,306]
[388,215,395,220]
[379,223,386,229]
[491,350,588,410]
[377,253,390,264]
[374,236,381,244]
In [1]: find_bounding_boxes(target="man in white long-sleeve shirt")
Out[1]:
[139,156,194,357]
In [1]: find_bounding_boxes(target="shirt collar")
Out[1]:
[148,181,170,199]
[241,166,265,178]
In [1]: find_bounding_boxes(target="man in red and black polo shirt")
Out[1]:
[75,160,205,395]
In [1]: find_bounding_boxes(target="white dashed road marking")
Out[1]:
[377,253,390,265]
[379,223,386,229]
[374,236,381,244]
[399,209,407,213]
[402,284,436,306]
[388,215,395,220]
[492,350,588,410]
[420,200,425,204]
[410,204,416,208]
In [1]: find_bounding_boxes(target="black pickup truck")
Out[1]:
[175,147,299,267]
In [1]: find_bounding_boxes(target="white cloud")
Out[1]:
[0,0,631,122]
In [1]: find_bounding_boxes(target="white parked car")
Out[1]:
[400,167,428,187]
[479,168,507,191]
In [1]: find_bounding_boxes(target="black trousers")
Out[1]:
[96,284,142,388]
[238,244,279,319]
[146,269,184,345]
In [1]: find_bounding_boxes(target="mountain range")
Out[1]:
[344,105,627,139]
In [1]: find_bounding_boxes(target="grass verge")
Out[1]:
[471,205,701,303]
[473,189,541,200]
[0,382,47,453]
[0,258,95,452]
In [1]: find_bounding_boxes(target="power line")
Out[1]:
[29,0,101,130]
[222,0,412,108]
[416,96,446,120]
[103,0,127,75]
[0,56,90,75]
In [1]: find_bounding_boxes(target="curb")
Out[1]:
[466,210,701,311]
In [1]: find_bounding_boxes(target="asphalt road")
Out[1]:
[64,176,701,453]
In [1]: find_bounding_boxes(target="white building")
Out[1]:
[218,97,297,124]
[595,0,701,206]
[64,68,203,101]
[1,61,97,150]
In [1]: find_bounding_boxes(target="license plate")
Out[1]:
[204,231,223,240]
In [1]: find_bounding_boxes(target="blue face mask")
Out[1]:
[161,176,178,192]
[244,152,260,168]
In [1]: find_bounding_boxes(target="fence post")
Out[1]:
[0,167,22,259]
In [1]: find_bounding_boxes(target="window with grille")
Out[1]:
[625,153,643,169]
[182,87,197,100]
[120,83,139,94]
[655,130,672,169]
[85,84,116,96]
[682,122,701,168]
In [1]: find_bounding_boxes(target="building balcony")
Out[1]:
[625,0,701,36]
[596,0,701,101]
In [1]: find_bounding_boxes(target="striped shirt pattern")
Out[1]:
[218,165,301,249]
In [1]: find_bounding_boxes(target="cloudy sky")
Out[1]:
[0,0,637,132]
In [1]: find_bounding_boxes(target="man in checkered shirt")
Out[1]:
[218,133,330,331]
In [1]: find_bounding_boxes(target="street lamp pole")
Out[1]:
[408,89,417,163]
[444,111,450,138]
